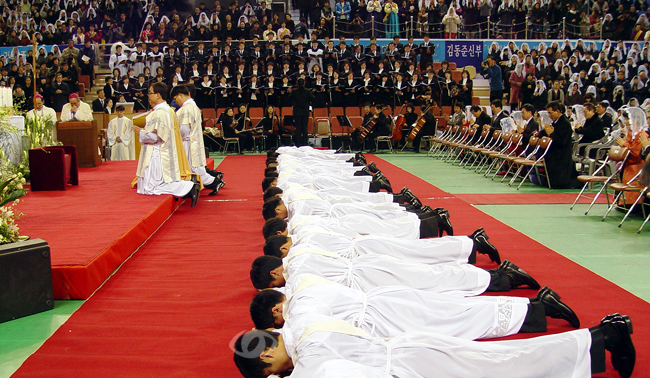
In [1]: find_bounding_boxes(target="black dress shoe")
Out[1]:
[500,260,540,289]
[206,169,224,180]
[354,166,373,176]
[367,161,380,174]
[471,228,500,264]
[536,286,580,328]
[183,182,200,207]
[374,172,393,193]
[355,152,367,164]
[208,180,226,196]
[399,187,410,195]
[432,208,453,237]
[598,313,635,378]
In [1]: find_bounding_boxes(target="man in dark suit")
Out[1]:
[50,73,70,112]
[519,103,539,150]
[485,99,508,134]
[576,103,605,143]
[540,101,579,189]
[596,101,613,131]
[290,78,315,147]
[92,89,109,112]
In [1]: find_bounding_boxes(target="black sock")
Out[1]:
[485,269,511,292]
[419,216,439,238]
[519,301,547,333]
[369,181,380,192]
[392,193,407,203]
[588,327,607,374]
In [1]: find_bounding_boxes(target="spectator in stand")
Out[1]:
[441,7,461,39]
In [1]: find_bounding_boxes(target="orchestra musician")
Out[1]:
[411,91,438,153]
[227,104,255,151]
[260,105,292,149]
[350,103,391,152]
[399,102,419,149]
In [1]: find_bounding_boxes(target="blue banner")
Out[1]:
[445,41,483,69]
[0,45,69,62]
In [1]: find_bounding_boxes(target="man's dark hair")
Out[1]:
[264,166,277,177]
[116,105,125,112]
[97,89,104,94]
[470,105,482,113]
[185,83,196,98]
[546,100,563,112]
[491,99,502,108]
[266,157,278,166]
[264,234,289,257]
[263,186,283,202]
[583,102,595,112]
[598,101,609,109]
[262,217,287,240]
[233,330,279,378]
[250,290,285,329]
[250,256,283,289]
[150,82,168,100]
[262,197,282,220]
[521,103,535,113]
[261,177,276,192]
[583,92,595,103]
[170,84,190,97]
[454,102,465,109]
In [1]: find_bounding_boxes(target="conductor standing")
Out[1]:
[290,78,316,147]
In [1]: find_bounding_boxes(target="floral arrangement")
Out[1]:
[0,150,27,244]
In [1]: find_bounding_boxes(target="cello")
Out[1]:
[392,102,407,142]
[407,103,434,141]
[358,105,389,142]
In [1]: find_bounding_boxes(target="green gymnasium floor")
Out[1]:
[1,152,649,378]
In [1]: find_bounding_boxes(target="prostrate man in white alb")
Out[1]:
[170,84,225,195]
[60,93,93,122]
[251,273,578,340]
[131,82,199,206]
[26,94,57,142]
[106,105,135,160]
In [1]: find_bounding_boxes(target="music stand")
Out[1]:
[336,115,353,134]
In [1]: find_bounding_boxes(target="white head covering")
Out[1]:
[534,79,546,96]
[568,82,581,94]
[500,47,511,61]
[631,75,644,91]
[561,39,573,52]
[572,104,585,125]
[587,62,601,77]
[596,70,610,84]
[554,58,564,71]
[538,110,552,126]
[641,99,650,113]
[585,85,597,96]
[513,62,525,76]
[623,106,648,138]
[536,56,548,70]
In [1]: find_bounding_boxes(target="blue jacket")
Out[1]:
[482,64,504,91]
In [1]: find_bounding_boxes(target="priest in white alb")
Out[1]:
[170,84,225,194]
[131,82,199,206]
[107,104,135,160]
[60,93,93,122]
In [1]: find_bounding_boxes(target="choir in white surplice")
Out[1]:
[234,146,636,378]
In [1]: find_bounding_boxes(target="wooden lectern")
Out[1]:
[57,120,102,167]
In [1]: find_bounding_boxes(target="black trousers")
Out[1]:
[294,115,309,146]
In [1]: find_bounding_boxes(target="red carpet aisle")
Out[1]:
[367,154,650,377]
[13,156,265,378]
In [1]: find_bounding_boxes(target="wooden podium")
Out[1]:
[57,121,102,167]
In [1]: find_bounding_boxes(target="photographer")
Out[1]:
[481,56,504,102]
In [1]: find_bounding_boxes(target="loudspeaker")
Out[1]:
[0,239,54,323]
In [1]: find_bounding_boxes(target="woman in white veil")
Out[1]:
[57,9,67,23]
[615,106,649,204]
